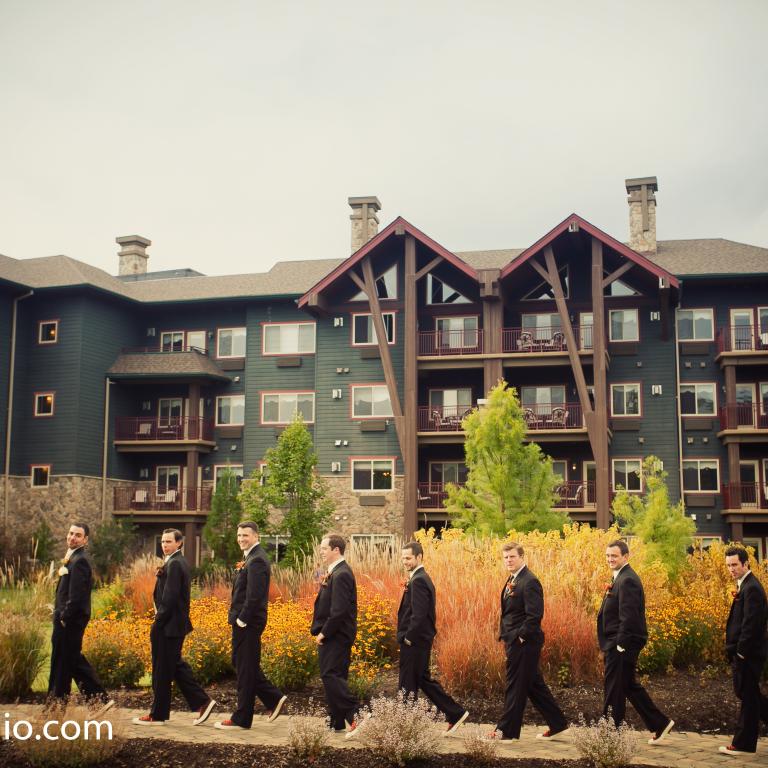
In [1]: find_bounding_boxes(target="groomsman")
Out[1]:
[597,539,673,744]
[718,546,768,757]
[396,541,469,737]
[310,534,359,734]
[48,522,113,713]
[133,529,215,726]
[492,542,568,741]
[215,522,287,729]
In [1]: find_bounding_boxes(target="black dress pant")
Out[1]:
[496,640,567,739]
[231,624,283,728]
[398,642,465,724]
[48,621,108,702]
[149,623,209,721]
[603,647,668,731]
[731,656,768,753]
[318,637,358,730]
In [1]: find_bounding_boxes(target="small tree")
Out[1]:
[611,456,695,581]
[89,516,139,582]
[444,380,568,535]
[241,415,333,567]
[30,519,56,565]
[203,466,244,566]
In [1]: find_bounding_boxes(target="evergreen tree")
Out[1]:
[203,465,244,565]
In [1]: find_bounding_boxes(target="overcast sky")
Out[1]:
[1,1,766,276]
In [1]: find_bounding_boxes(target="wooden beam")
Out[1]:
[414,255,443,282]
[529,258,551,284]
[403,235,419,537]
[348,270,366,293]
[602,261,633,289]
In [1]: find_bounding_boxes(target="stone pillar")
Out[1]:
[349,197,381,253]
[116,235,151,276]
[625,177,658,254]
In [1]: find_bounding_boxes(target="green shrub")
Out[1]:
[91,579,130,620]
[84,637,145,688]
[637,626,675,674]
[0,613,48,697]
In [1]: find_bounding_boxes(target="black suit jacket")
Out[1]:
[725,571,768,661]
[498,566,545,646]
[310,560,357,644]
[597,564,648,653]
[53,547,92,628]
[153,551,193,638]
[397,567,437,648]
[228,544,271,629]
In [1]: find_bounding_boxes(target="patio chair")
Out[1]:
[137,422,153,438]
[518,331,535,351]
[132,489,148,506]
[549,407,568,428]
[523,408,541,429]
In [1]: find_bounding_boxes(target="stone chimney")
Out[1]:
[116,235,151,275]
[625,177,658,253]
[348,196,381,253]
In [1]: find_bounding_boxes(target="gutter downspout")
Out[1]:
[673,287,685,518]
[4,290,34,531]
[101,378,113,520]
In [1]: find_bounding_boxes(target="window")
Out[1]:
[604,277,640,297]
[761,383,768,415]
[350,534,396,553]
[216,395,245,425]
[158,398,183,425]
[352,313,395,345]
[156,466,181,493]
[38,320,58,345]
[31,465,50,487]
[579,313,593,349]
[436,316,478,348]
[680,383,716,415]
[521,386,565,416]
[609,309,639,342]
[677,309,714,341]
[214,464,243,486]
[429,462,468,486]
[263,322,316,355]
[161,331,184,352]
[186,331,206,352]
[612,459,642,492]
[217,327,246,358]
[34,392,55,417]
[352,459,394,491]
[551,460,567,482]
[683,459,719,492]
[427,274,470,304]
[351,265,397,301]
[429,388,473,419]
[611,384,640,416]
[522,266,568,300]
[261,392,315,424]
[352,385,393,417]
[522,313,561,341]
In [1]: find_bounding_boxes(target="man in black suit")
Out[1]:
[597,539,673,744]
[718,546,768,757]
[492,541,568,741]
[310,533,359,734]
[396,541,469,737]
[215,521,286,729]
[132,529,215,726]
[48,522,113,713]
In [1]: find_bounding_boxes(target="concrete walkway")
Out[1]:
[5,704,766,767]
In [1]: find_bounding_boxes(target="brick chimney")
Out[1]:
[625,177,658,254]
[116,235,151,275]
[348,196,381,253]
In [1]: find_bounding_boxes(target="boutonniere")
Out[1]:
[234,560,245,572]
[57,565,69,577]
[320,572,331,588]
[604,583,613,595]
[402,579,410,592]
[156,565,165,577]
[731,590,739,600]
[504,581,515,599]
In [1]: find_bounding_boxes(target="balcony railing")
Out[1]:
[718,404,768,431]
[417,482,464,508]
[553,480,596,508]
[418,329,483,356]
[716,326,768,353]
[502,326,593,354]
[522,403,583,430]
[120,345,210,355]
[114,485,213,512]
[417,405,473,432]
[115,417,214,442]
[721,482,768,510]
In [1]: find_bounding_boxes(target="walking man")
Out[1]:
[310,534,359,734]
[48,522,113,714]
[396,540,469,737]
[598,539,673,744]
[215,522,287,729]
[133,529,215,726]
[492,541,568,741]
[718,546,768,757]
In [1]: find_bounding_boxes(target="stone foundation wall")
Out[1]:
[322,475,404,536]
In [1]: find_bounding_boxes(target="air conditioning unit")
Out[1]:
[146,327,156,337]
[333,317,344,327]
[651,384,663,395]
[332,389,342,399]
[331,461,341,472]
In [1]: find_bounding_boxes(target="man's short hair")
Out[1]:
[162,528,183,542]
[403,541,423,558]
[71,522,90,537]
[725,546,748,565]
[324,534,346,555]
[237,521,259,534]
[502,541,524,556]
[607,539,629,556]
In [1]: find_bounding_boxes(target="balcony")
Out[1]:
[417,406,472,433]
[114,417,216,452]
[554,480,596,509]
[717,404,768,443]
[418,329,484,357]
[417,482,457,509]
[502,326,593,355]
[716,327,768,362]
[521,403,588,442]
[721,483,768,513]
[113,485,213,514]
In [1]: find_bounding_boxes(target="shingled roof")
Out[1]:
[107,350,232,381]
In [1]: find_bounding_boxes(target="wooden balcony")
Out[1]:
[717,404,768,443]
[721,483,768,516]
[417,482,460,509]
[716,326,768,364]
[522,403,589,442]
[554,480,596,509]
[113,485,213,515]
[418,329,484,357]
[114,417,216,452]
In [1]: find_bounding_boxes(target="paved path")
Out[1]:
[5,704,766,767]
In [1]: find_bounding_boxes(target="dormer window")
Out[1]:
[351,265,397,301]
[427,274,470,304]
[523,266,568,300]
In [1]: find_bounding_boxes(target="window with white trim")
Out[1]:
[186,331,206,352]
[262,392,315,424]
[31,465,50,487]
[436,316,478,348]
[427,274,470,304]
[352,313,395,345]
[609,309,639,342]
[522,313,561,341]
[352,459,394,491]
[680,383,716,415]
[34,392,55,417]
[612,459,642,492]
[677,309,714,341]
[760,382,768,415]
[214,464,243,486]
[217,328,246,358]
[682,460,719,492]
[38,320,58,344]
[429,462,468,485]
[351,265,397,301]
[352,385,393,417]
[156,466,181,493]
[521,386,565,416]
[216,395,245,425]
[161,331,184,352]
[263,322,316,355]
[611,384,640,416]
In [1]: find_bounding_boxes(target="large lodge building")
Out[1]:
[1,177,767,564]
